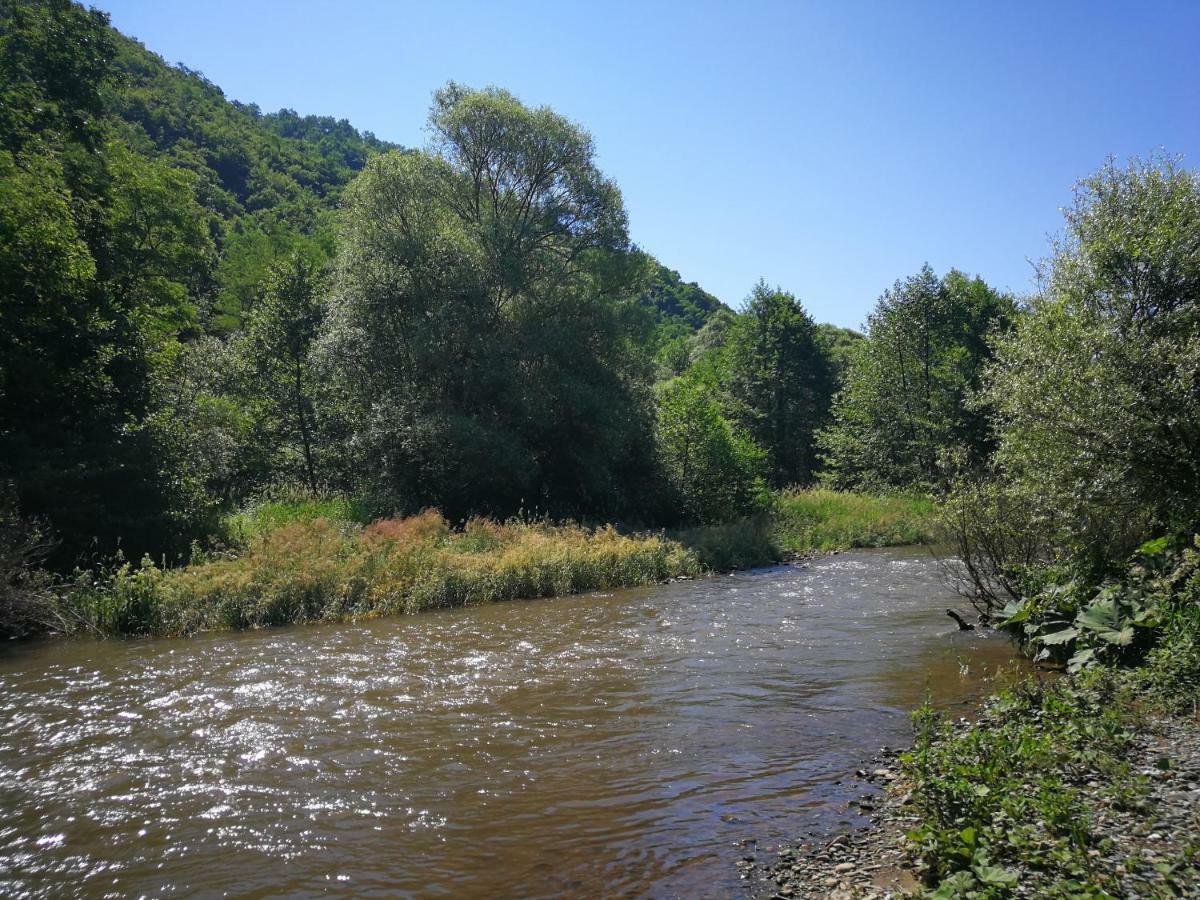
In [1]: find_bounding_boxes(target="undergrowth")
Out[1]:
[57,489,938,638]
[773,488,937,553]
[902,535,1200,896]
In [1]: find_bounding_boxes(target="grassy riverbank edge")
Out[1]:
[760,539,1200,898]
[51,489,937,638]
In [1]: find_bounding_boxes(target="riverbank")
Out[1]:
[757,677,1200,897]
[39,489,937,638]
[756,537,1200,897]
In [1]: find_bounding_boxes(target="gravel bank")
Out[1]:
[746,715,1200,898]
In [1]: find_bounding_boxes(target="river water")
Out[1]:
[0,548,1021,898]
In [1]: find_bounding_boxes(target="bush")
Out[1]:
[939,477,1053,622]
[674,517,778,572]
[904,677,1136,894]
[996,535,1199,674]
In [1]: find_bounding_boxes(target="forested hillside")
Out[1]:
[0,0,754,573]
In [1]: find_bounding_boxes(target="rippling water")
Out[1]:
[0,548,1021,898]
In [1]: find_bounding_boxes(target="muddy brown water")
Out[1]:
[0,548,1025,899]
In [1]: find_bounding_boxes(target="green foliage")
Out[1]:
[813,322,865,380]
[322,84,659,522]
[723,282,836,487]
[634,259,731,374]
[821,266,1014,492]
[673,517,779,572]
[0,2,221,564]
[999,536,1199,675]
[0,0,114,154]
[905,551,1200,896]
[211,222,330,331]
[110,35,394,236]
[0,0,392,569]
[983,157,1200,570]
[772,488,937,553]
[219,491,376,546]
[939,476,1052,622]
[67,553,167,636]
[948,157,1200,633]
[242,253,326,489]
[654,373,769,524]
[904,678,1140,895]
[639,260,727,332]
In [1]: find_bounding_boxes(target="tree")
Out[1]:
[820,266,1013,491]
[724,282,835,487]
[982,156,1200,567]
[0,2,216,563]
[814,322,865,381]
[655,373,768,524]
[320,84,654,520]
[244,253,325,491]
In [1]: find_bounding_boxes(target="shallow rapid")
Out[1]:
[0,547,1020,898]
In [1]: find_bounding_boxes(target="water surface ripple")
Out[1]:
[0,548,1019,898]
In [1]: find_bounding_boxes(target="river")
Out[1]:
[0,547,1021,898]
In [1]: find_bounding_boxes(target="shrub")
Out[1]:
[674,517,778,572]
[904,678,1135,894]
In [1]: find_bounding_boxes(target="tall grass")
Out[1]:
[219,491,376,545]
[71,512,702,636]
[772,488,938,553]
[64,489,940,638]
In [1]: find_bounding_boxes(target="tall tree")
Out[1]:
[0,0,215,563]
[320,84,654,520]
[983,156,1200,565]
[244,253,325,491]
[724,282,835,487]
[655,372,767,524]
[820,266,1013,491]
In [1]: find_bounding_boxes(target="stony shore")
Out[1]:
[745,715,1200,898]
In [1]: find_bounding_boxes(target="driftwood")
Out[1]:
[945,608,975,631]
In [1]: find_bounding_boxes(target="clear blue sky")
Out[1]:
[94,0,1199,329]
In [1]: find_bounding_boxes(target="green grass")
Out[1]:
[68,511,705,636]
[772,488,938,554]
[219,492,376,545]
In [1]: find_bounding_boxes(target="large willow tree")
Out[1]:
[320,84,656,520]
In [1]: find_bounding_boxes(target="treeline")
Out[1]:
[883,160,1200,895]
[0,0,392,568]
[0,0,889,587]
